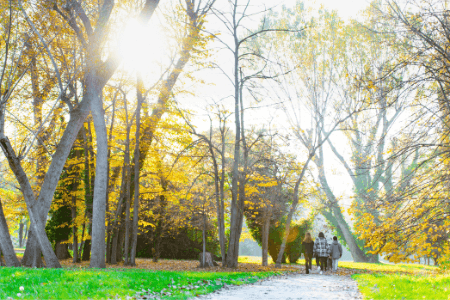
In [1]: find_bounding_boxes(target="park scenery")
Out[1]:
[0,0,449,299]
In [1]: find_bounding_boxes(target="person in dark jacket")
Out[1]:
[330,236,343,272]
[302,232,314,274]
[313,232,330,274]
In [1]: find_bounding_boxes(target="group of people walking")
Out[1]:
[302,232,343,274]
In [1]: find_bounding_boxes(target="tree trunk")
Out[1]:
[225,39,242,269]
[110,226,120,264]
[202,217,206,267]
[21,231,44,267]
[219,131,227,266]
[0,199,21,266]
[117,225,125,263]
[198,252,218,268]
[0,135,61,268]
[78,215,86,261]
[72,194,79,263]
[123,113,132,266]
[18,220,24,248]
[89,84,108,268]
[105,95,117,265]
[261,214,270,267]
[0,250,4,266]
[55,241,71,260]
[130,73,143,266]
[23,221,28,243]
[315,146,370,263]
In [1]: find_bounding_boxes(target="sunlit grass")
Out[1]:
[238,256,274,265]
[338,261,438,274]
[354,273,450,300]
[238,255,438,275]
[0,267,281,299]
[238,256,305,265]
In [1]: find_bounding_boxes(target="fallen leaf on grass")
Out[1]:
[60,258,300,273]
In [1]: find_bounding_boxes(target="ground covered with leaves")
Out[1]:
[59,257,300,273]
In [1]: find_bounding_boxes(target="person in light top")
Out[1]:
[329,236,343,272]
[313,232,330,274]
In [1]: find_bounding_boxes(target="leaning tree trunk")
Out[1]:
[275,157,312,268]
[0,135,61,268]
[0,199,21,266]
[315,148,370,263]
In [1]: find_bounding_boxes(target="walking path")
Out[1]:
[197,270,363,300]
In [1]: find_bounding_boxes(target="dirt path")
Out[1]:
[197,272,363,300]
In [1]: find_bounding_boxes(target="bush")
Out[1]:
[248,217,312,263]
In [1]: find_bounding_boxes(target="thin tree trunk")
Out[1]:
[202,213,206,267]
[81,122,93,261]
[152,191,167,263]
[23,221,28,242]
[130,73,143,266]
[123,94,132,266]
[225,33,242,268]
[18,220,24,248]
[71,144,82,263]
[261,213,270,267]
[105,94,116,264]
[72,196,78,263]
[110,165,128,264]
[117,225,125,263]
[219,126,227,265]
[78,217,86,261]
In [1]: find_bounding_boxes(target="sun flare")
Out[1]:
[118,19,165,73]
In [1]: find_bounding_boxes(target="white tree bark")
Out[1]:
[89,80,108,268]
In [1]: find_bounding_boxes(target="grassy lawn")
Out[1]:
[338,261,446,300]
[0,267,282,300]
[353,273,450,300]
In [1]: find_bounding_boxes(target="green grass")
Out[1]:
[353,272,450,300]
[338,261,438,274]
[0,267,281,299]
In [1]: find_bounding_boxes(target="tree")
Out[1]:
[350,0,450,266]
[264,4,366,267]
[11,0,161,268]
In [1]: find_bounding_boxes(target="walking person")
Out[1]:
[302,232,314,274]
[313,232,329,275]
[330,236,343,272]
